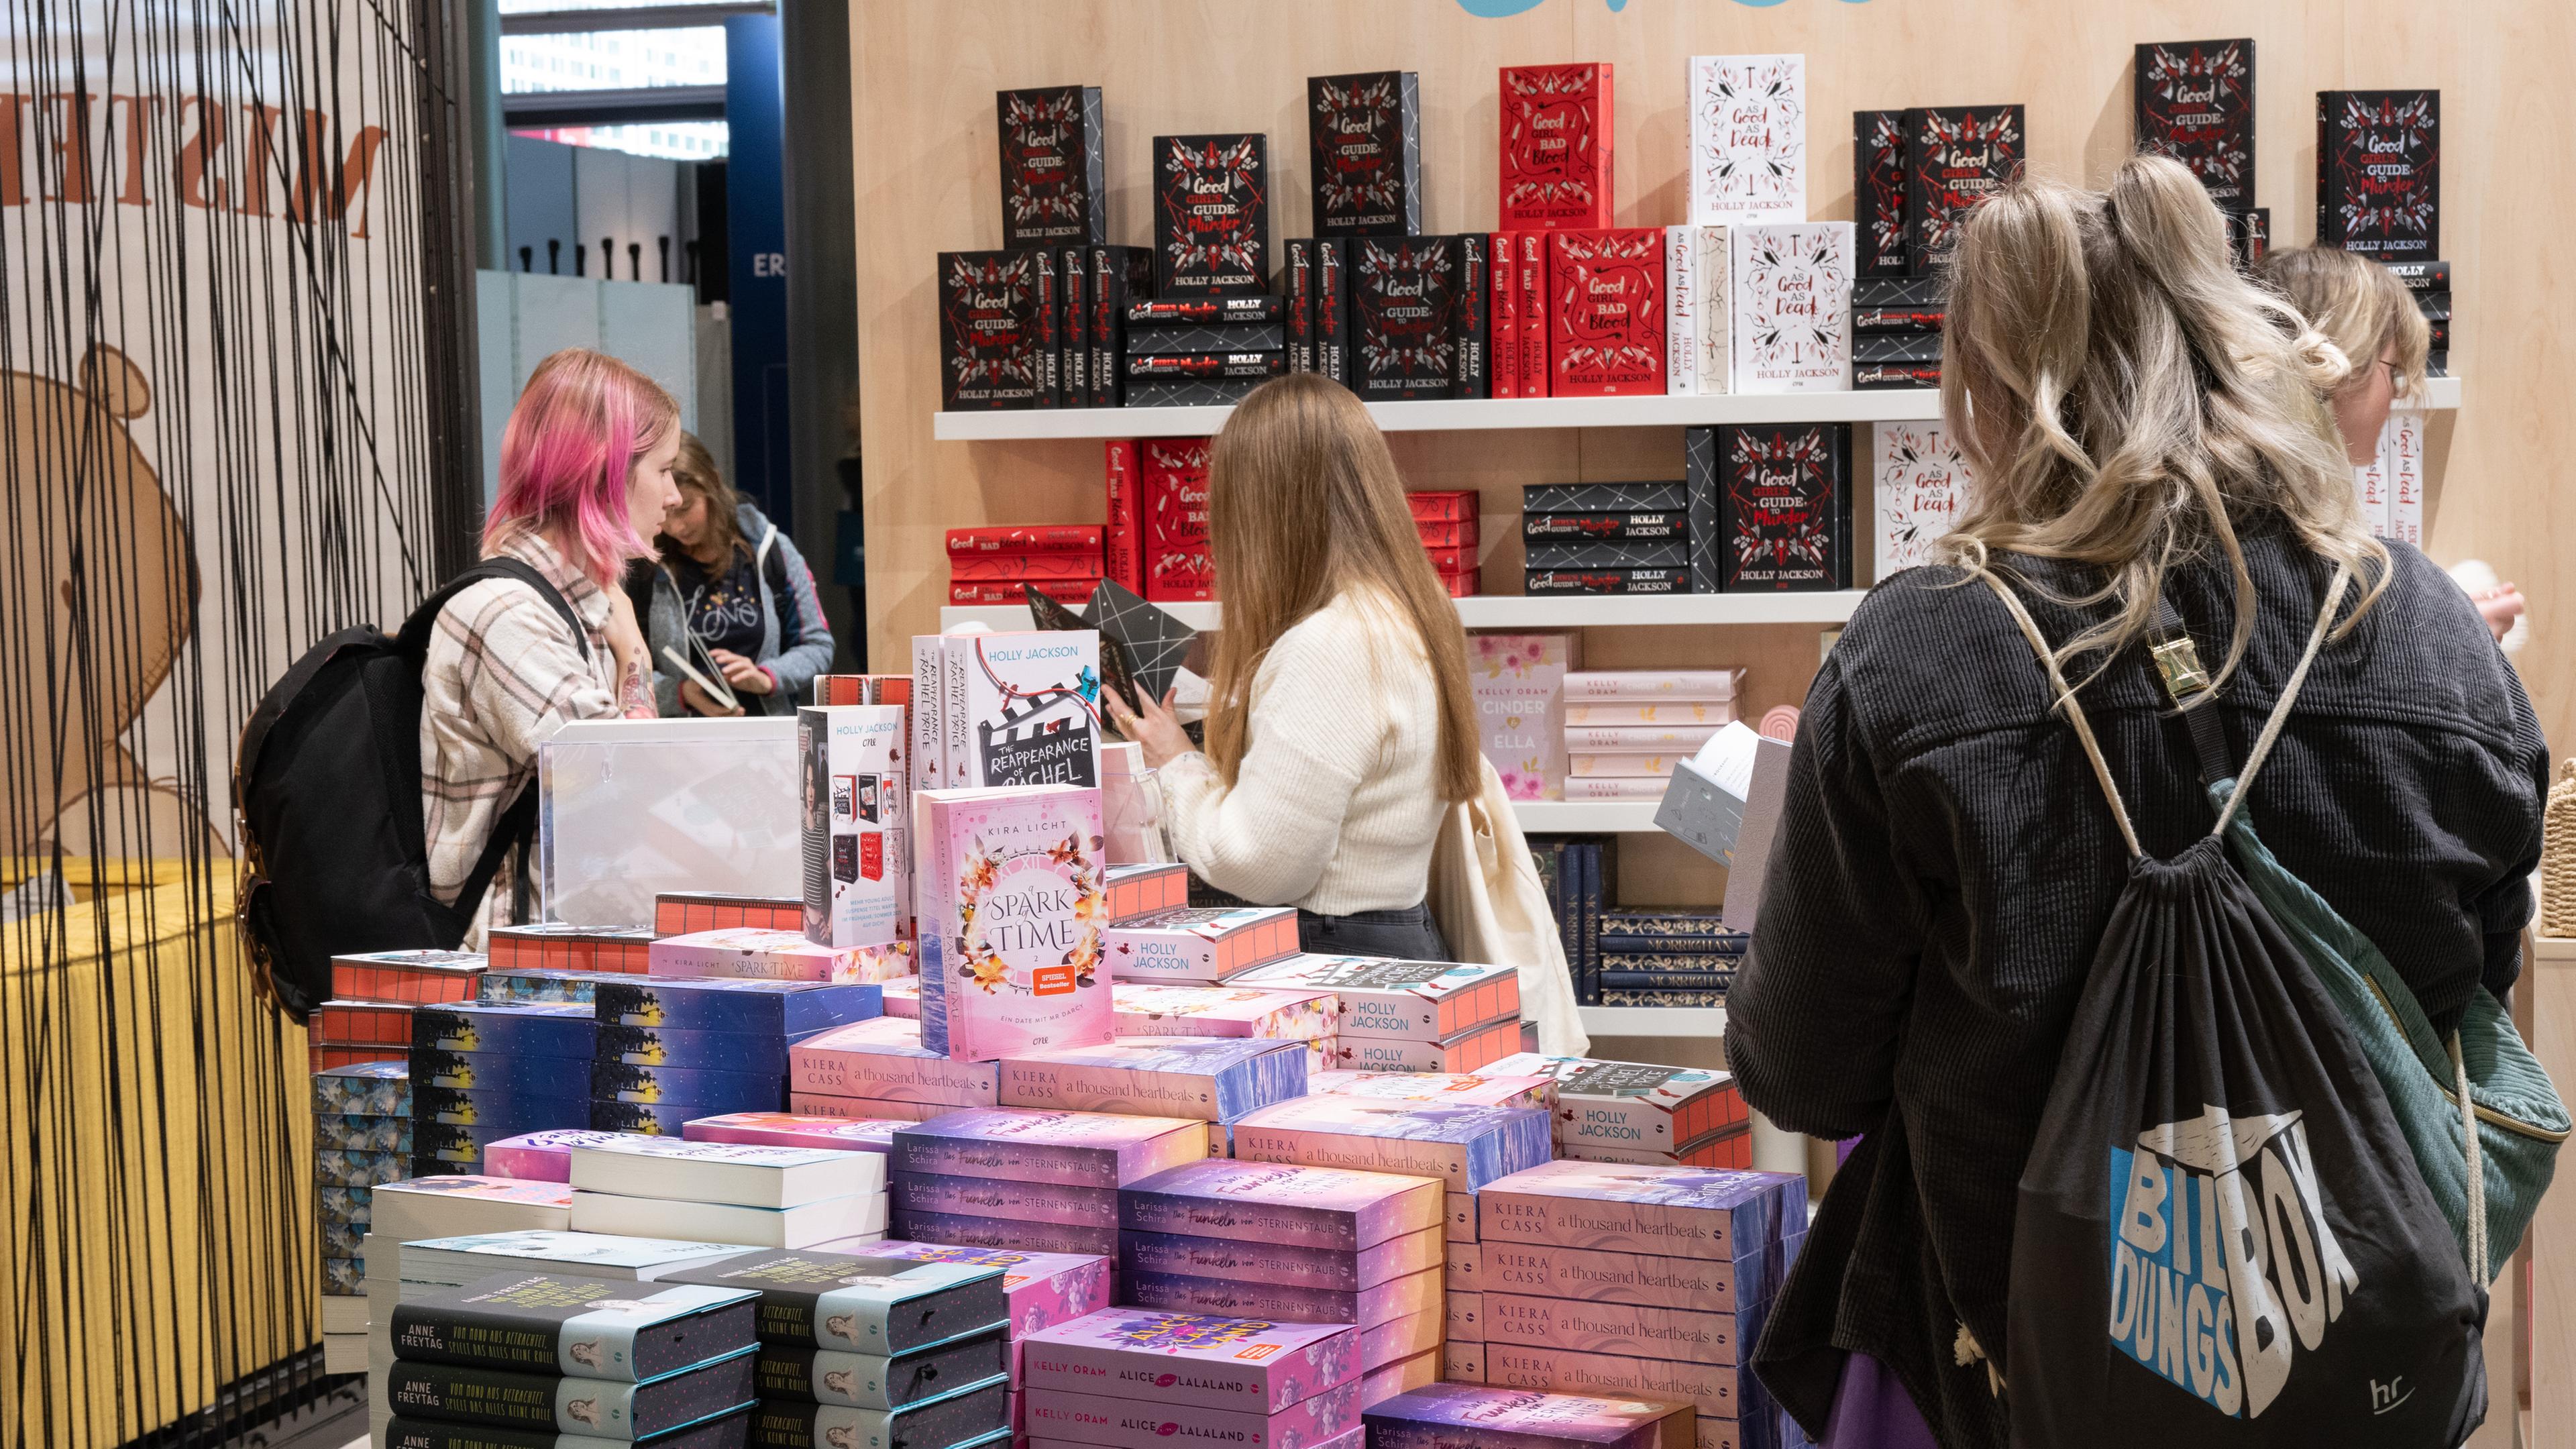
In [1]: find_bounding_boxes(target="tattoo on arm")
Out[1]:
[621,660,655,718]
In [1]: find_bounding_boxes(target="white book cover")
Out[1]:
[396,1229,753,1281]
[940,636,975,787]
[2385,408,2425,545]
[1664,225,1699,395]
[957,630,1105,788]
[1693,225,1731,394]
[910,636,945,799]
[368,1178,572,1247]
[568,1136,888,1209]
[1873,421,1974,579]
[2354,443,2392,538]
[569,1189,890,1250]
[1729,222,1853,394]
[1686,54,1807,225]
[801,704,908,949]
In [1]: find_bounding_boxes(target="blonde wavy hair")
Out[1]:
[1935,154,2389,692]
[2256,244,2432,400]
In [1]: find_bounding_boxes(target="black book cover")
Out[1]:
[1717,422,1853,592]
[748,1381,1009,1449]
[1855,362,1941,390]
[1031,248,1061,408]
[2318,90,2439,260]
[2230,207,2271,269]
[1059,246,1089,404]
[1283,238,1316,372]
[1152,133,1271,296]
[936,250,1046,411]
[1455,233,1490,399]
[1125,322,1285,355]
[1854,109,1909,277]
[1089,244,1154,407]
[1352,235,1458,401]
[1525,567,1689,596]
[1851,305,1944,334]
[755,1330,1008,1409]
[392,1273,761,1383]
[1128,295,1283,325]
[998,86,1105,249]
[1854,333,1943,365]
[2135,40,2255,215]
[1852,276,1943,309]
[1684,426,1719,594]
[386,1352,757,1438]
[1316,237,1352,386]
[661,1251,1008,1354]
[388,1411,752,1449]
[1122,378,1267,408]
[1524,510,1687,541]
[1904,105,2026,275]
[1307,70,1422,237]
[1126,352,1285,380]
[2382,258,2449,292]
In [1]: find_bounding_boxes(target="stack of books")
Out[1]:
[359,1175,578,1445]
[1305,1069,1553,1114]
[484,922,657,975]
[1104,904,1300,984]
[1108,983,1340,1074]
[1523,484,1693,598]
[1366,1382,1696,1448]
[1099,438,1214,602]
[2394,260,2451,376]
[1122,295,1287,407]
[332,949,488,1006]
[314,1061,412,1370]
[849,1238,1115,1432]
[480,1128,627,1182]
[1849,276,1943,391]
[653,890,802,937]
[1409,490,1482,597]
[945,525,1105,608]
[1470,1161,1807,1448]
[409,1000,595,1177]
[474,965,634,1005]
[310,997,415,1075]
[1228,955,1523,1075]
[790,1015,1000,1122]
[565,1136,891,1249]
[1557,670,1743,800]
[1489,1054,1750,1170]
[384,1269,760,1449]
[646,926,912,989]
[1230,1095,1551,1269]
[1525,835,1615,1004]
[1020,1308,1366,1446]
[663,1248,1014,1449]
[1000,1036,1309,1155]
[590,977,884,1136]
[1591,912,1746,1007]
[683,1112,904,1154]
[885,1108,1208,1258]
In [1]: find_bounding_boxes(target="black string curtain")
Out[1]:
[0,0,477,1444]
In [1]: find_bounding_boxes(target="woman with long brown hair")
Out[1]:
[1724,156,2546,1445]
[1105,372,1481,959]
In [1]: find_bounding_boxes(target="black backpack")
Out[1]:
[235,558,589,1018]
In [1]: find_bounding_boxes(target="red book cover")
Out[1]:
[1142,437,1216,602]
[1437,568,1481,598]
[1548,229,1665,397]
[947,525,1105,555]
[1491,231,1520,398]
[1422,544,1478,574]
[1499,64,1614,231]
[950,579,1101,606]
[950,553,1106,582]
[1407,490,1477,523]
[1104,440,1144,594]
[1517,233,1548,398]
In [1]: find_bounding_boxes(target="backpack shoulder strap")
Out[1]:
[2211,565,2353,836]
[1972,566,2145,861]
[398,556,592,663]
[2143,596,2236,789]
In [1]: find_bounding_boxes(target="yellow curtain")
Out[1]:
[1,859,315,1449]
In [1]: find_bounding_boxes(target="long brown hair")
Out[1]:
[1203,374,1481,802]
[1936,154,2387,692]
[655,433,746,567]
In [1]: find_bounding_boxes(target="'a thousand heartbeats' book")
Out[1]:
[999,1036,1308,1121]
[890,1108,1208,1188]
[1231,1097,1552,1190]
[1499,63,1614,231]
[1474,1161,1801,1257]
[789,1016,1001,1106]
[2135,39,2255,215]
[914,785,1110,1061]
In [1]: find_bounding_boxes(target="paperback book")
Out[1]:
[1020,1309,1358,1414]
[1499,63,1614,231]
[1117,1226,1442,1295]
[913,784,1111,1061]
[888,1108,1207,1189]
[1474,1161,1800,1258]
[999,87,1106,250]
[798,704,907,950]
[1118,1158,1444,1251]
[1306,1069,1552,1112]
[1484,1053,1746,1152]
[847,1239,1114,1345]
[647,928,910,987]
[998,1036,1307,1121]
[1230,1097,1552,1190]
[1225,955,1519,1044]
[788,1016,1002,1106]
[753,1330,1007,1408]
[1308,71,1422,236]
[682,1113,902,1154]
[1686,54,1807,225]
[1106,983,1337,1048]
[1363,1381,1694,1449]
[1104,905,1299,984]
[1152,133,1271,297]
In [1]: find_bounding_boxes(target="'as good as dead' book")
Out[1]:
[2317,90,2439,260]
[1153,134,1270,297]
[998,87,1105,250]
[1904,105,2025,275]
[937,251,1047,411]
[1546,229,1664,397]
[1729,223,1852,394]
[1309,72,1421,237]
[1717,422,1851,592]
[1686,54,1806,226]
[2135,40,2255,215]
[1499,64,1613,231]
[1872,421,1972,580]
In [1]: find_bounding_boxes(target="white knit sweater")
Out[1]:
[1159,590,1448,915]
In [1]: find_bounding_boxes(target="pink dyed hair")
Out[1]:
[484,348,682,588]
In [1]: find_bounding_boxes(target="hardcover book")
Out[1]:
[1021,1308,1358,1414]
[1283,238,1316,373]
[1456,233,1490,398]
[661,1250,1006,1353]
[1313,237,1352,384]
[1124,379,1263,409]
[2135,40,2255,215]
[746,1385,1009,1449]
[1474,1161,1799,1258]
[936,250,1049,411]
[999,1035,1306,1120]
[1142,438,1215,602]
[1547,229,1665,397]
[1686,54,1806,225]
[568,1137,886,1210]
[2385,407,2426,545]
[1905,105,2026,274]
[1491,231,1519,397]
[1118,1158,1444,1250]
[1470,631,1582,802]
[1090,244,1157,407]
[1230,1098,1552,1190]
[394,1230,759,1289]
[1117,1225,1443,1294]
[1872,420,1971,579]
[1525,541,1689,571]
[913,785,1110,1061]
[391,1273,760,1382]
[753,1330,1007,1408]
[1523,482,1685,513]
[1480,1343,1750,1420]
[647,929,910,987]
[1309,72,1421,236]
[1103,440,1145,595]
[1499,64,1614,231]
[1352,235,1462,400]
[1063,244,1091,402]
[1854,109,1909,277]
[848,1239,1114,1342]
[1663,225,1698,396]
[333,949,486,1005]
[596,979,882,1039]
[384,1354,757,1440]
[1124,322,1285,355]
[1307,1069,1552,1112]
[1715,421,1853,591]
[1224,955,1519,1044]
[483,924,655,975]
[1132,296,1283,325]
[1727,223,1852,393]
[788,1016,1002,1106]
[1330,1016,1520,1075]
[683,1113,901,1154]
[1125,352,1284,381]
[999,87,1106,250]
[890,1108,1207,1188]
[1153,133,1270,297]
[1484,1053,1745,1152]
[1104,906,1299,984]
[2318,89,2439,259]
[1517,233,1548,397]
[1362,1381,1693,1449]
[1020,1383,1360,1449]
[798,704,907,950]
[949,632,1104,789]
[892,1170,1120,1230]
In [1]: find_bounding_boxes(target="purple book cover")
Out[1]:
[888,1206,1118,1258]
[1122,1265,1440,1330]
[1021,1307,1358,1413]
[1230,1097,1552,1189]
[1474,1161,1800,1258]
[1024,1382,1360,1449]
[1117,1159,1443,1251]
[850,1239,1110,1342]
[682,1113,901,1153]
[1307,1070,1552,1113]
[890,1108,1207,1187]
[1481,1343,1750,1421]
[1358,1308,1441,1371]
[788,1017,1002,1106]
[1118,1225,1442,1293]
[1485,1291,1764,1366]
[1362,1383,1693,1449]
[998,1035,1306,1121]
[891,1169,1120,1229]
[481,1129,629,1183]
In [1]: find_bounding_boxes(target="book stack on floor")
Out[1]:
[384,1269,760,1449]
[316,1062,414,1372]
[790,1015,1000,1122]
[1525,836,1615,1004]
[1226,955,1523,1075]
[1472,1162,1808,1449]
[684,1112,906,1153]
[1367,1382,1697,1449]
[1409,490,1483,597]
[1117,1158,1446,1403]
[484,922,658,975]
[1523,483,1693,598]
[410,1000,596,1177]
[1556,670,1745,803]
[647,926,913,991]
[946,525,1106,608]
[311,998,417,1075]
[662,1248,1015,1449]
[1590,912,1746,1007]
[566,1135,892,1249]
[1020,1307,1366,1449]
[475,965,637,1006]
[1489,1055,1750,1170]
[885,1108,1208,1258]
[592,977,885,1136]
[847,1240,1115,1438]
[1108,982,1340,1074]
[360,1175,578,1446]
[1001,1036,1308,1155]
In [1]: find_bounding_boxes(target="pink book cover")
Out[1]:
[1482,1342,1750,1420]
[1105,906,1300,984]
[1445,1240,1479,1291]
[850,1238,1112,1340]
[1470,633,1581,800]
[786,1092,954,1123]
[1439,1342,1485,1385]
[890,1205,1118,1257]
[1022,1381,1360,1449]
[1475,1161,1799,1258]
[1116,1159,1442,1251]
[1308,1070,1552,1113]
[1225,957,1519,1044]
[1232,1098,1553,1190]
[1562,669,1743,701]
[1106,861,1189,922]
[998,1036,1303,1122]
[1110,983,1338,1042]
[915,786,1112,1061]
[1485,1292,1757,1366]
[1119,1224,1443,1293]
[1564,724,1723,751]
[1447,1291,1483,1343]
[1125,1265,1442,1330]
[880,977,919,1019]
[790,1017,1002,1106]
[1359,1307,1441,1370]
[890,1108,1207,1187]
[1356,1349,1438,1408]
[481,1129,629,1183]
[1330,1018,1520,1075]
[892,1169,1120,1228]
[1560,778,1664,802]
[649,927,914,985]
[1562,700,1735,727]
[1362,1382,1695,1449]
[1445,1193,1477,1244]
[1478,1239,1771,1313]
[683,1112,902,1152]
[1020,1307,1358,1413]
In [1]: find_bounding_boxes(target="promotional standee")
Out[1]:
[311,30,2469,1449]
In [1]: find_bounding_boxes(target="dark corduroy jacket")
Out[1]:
[1725,528,2548,1448]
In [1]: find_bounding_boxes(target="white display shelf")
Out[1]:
[1579,1004,1726,1039]
[930,377,2459,442]
[939,590,1861,635]
[1513,800,1662,833]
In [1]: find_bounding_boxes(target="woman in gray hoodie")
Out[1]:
[625,433,834,715]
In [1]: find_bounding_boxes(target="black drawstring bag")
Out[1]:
[1980,566,2486,1448]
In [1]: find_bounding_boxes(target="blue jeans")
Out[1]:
[1296,902,1450,960]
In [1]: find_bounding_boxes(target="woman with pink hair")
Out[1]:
[419,347,684,932]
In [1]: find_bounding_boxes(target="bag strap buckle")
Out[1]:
[2149,634,2212,704]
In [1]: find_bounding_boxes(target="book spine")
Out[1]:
[1695,226,1730,394]
[1089,246,1116,408]
[1517,233,1548,398]
[1316,239,1350,385]
[1079,87,1108,244]
[942,637,975,786]
[1283,239,1315,372]
[1683,427,1719,594]
[1664,225,1697,396]
[1104,439,1144,594]
[2314,91,2332,250]
[1455,232,1489,400]
[1061,246,1089,405]
[1030,248,1061,409]
[1573,841,1599,1006]
[1490,232,1519,399]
